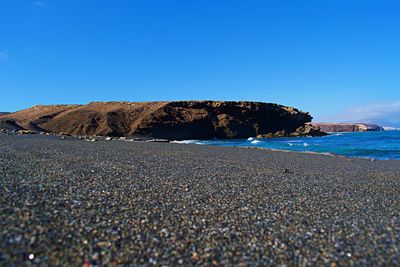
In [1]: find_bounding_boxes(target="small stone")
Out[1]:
[97,241,108,248]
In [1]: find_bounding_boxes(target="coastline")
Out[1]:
[172,131,400,161]
[230,145,400,162]
[182,143,400,162]
[1,133,400,265]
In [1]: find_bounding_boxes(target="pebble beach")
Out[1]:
[1,134,399,266]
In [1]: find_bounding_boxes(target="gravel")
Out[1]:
[1,134,399,266]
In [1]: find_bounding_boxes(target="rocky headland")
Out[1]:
[0,101,325,139]
[311,123,384,132]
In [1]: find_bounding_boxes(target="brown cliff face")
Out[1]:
[0,101,315,140]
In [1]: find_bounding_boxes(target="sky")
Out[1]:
[1,1,399,126]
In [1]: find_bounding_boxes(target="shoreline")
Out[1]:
[2,131,399,161]
[172,138,400,162]
[230,145,399,162]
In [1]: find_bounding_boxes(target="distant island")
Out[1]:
[310,122,384,132]
[0,101,327,140]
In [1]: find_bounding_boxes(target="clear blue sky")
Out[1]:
[1,0,399,125]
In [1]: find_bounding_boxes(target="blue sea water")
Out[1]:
[175,131,400,160]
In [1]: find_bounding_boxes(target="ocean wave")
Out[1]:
[171,140,198,144]
[250,140,263,144]
[280,139,303,143]
[286,142,311,147]
[247,137,255,141]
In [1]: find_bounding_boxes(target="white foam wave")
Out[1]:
[383,127,400,131]
[247,137,255,141]
[171,140,198,144]
[251,140,263,144]
[280,139,303,143]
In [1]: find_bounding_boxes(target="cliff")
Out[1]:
[310,123,384,132]
[0,119,24,131]
[0,101,321,140]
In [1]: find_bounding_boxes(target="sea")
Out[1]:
[174,131,400,160]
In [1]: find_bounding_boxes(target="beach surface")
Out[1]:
[1,134,399,266]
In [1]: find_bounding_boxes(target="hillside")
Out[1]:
[0,101,317,139]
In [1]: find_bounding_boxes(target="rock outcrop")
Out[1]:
[257,124,327,138]
[291,124,328,137]
[0,101,323,140]
[311,123,384,132]
[0,119,24,132]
